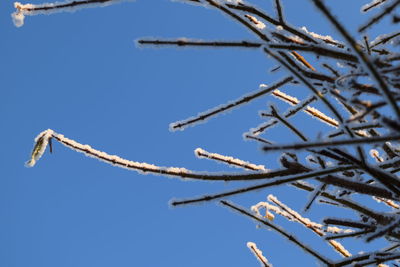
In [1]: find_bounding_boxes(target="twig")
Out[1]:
[137,39,262,48]
[268,105,308,141]
[220,200,333,265]
[362,0,388,12]
[312,0,400,121]
[269,44,358,63]
[170,76,293,131]
[263,134,400,151]
[194,148,267,171]
[250,94,318,136]
[171,166,356,206]
[359,0,400,32]
[204,0,270,42]
[247,242,273,267]
[268,195,351,257]
[274,0,285,24]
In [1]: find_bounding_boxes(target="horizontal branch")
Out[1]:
[263,134,400,151]
[269,43,358,62]
[171,165,356,205]
[137,39,262,48]
[27,129,306,181]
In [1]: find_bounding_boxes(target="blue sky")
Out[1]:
[1,1,396,266]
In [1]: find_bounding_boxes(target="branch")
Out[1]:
[246,242,273,267]
[359,0,400,32]
[171,165,356,205]
[262,134,400,151]
[12,0,129,27]
[170,76,293,131]
[137,39,262,48]
[220,200,333,265]
[312,0,400,120]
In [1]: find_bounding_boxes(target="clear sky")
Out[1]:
[1,1,396,266]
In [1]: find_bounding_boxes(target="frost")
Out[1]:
[247,242,272,267]
[300,26,340,45]
[272,89,339,127]
[12,0,133,27]
[268,195,352,257]
[370,149,384,162]
[361,0,386,12]
[54,132,193,175]
[26,129,54,167]
[170,77,293,131]
[195,147,267,171]
[251,201,290,221]
[221,0,242,3]
[11,11,25,27]
[244,14,266,30]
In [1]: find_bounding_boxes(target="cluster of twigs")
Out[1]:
[20,0,400,265]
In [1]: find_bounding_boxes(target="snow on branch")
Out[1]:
[12,0,132,27]
[271,89,339,127]
[21,0,400,265]
[194,148,268,171]
[27,129,323,182]
[246,242,273,267]
[221,200,333,265]
[268,195,352,257]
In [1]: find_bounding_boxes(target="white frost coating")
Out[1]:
[54,132,191,175]
[244,14,266,30]
[268,194,319,227]
[300,26,339,45]
[272,89,299,105]
[11,3,27,27]
[27,129,197,178]
[361,0,386,12]
[371,32,399,47]
[12,0,133,27]
[373,196,400,209]
[251,201,292,221]
[221,0,242,3]
[195,148,267,171]
[272,89,339,127]
[268,195,352,257]
[268,195,353,257]
[369,149,384,162]
[247,242,272,267]
[26,129,54,167]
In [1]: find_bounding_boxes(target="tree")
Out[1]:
[10,0,400,266]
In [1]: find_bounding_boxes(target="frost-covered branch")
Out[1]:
[12,0,130,27]
[21,0,400,265]
[170,76,293,131]
[221,200,333,265]
[246,242,273,267]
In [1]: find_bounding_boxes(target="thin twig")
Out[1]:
[359,0,400,32]
[170,76,293,131]
[312,0,400,120]
[137,39,262,48]
[221,200,333,265]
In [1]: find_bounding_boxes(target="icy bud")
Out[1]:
[26,129,54,167]
[12,2,28,27]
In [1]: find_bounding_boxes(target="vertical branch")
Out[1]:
[274,0,285,24]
